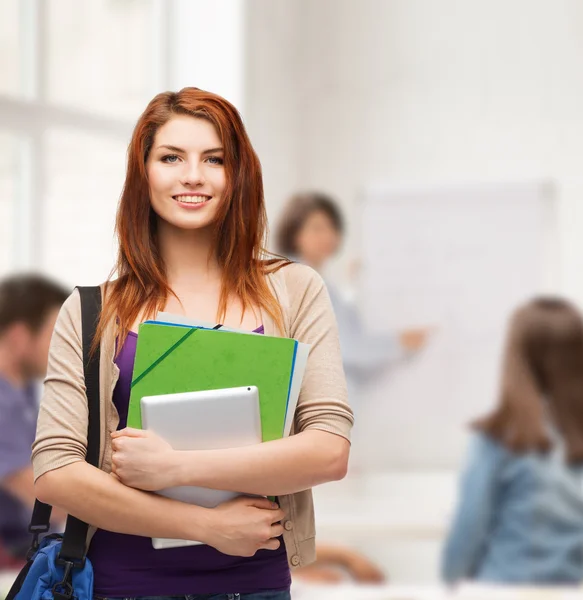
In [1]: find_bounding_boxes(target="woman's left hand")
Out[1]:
[111,428,176,491]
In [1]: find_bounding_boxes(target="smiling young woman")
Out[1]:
[31,87,354,600]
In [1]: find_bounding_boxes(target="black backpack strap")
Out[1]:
[27,500,52,548]
[58,286,102,564]
[27,286,102,565]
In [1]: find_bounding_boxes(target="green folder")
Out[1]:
[127,322,297,442]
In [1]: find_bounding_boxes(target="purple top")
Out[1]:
[88,325,291,597]
[0,378,38,555]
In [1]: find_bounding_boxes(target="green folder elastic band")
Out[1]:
[131,327,197,388]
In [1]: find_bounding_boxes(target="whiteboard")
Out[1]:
[352,180,558,469]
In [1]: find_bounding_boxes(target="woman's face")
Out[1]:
[146,115,226,231]
[294,209,342,268]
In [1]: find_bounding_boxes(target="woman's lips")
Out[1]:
[172,194,212,209]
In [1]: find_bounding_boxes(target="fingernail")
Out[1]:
[272,502,279,508]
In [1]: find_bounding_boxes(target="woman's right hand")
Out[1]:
[201,496,286,557]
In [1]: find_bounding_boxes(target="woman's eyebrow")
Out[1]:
[156,144,186,153]
[201,147,224,154]
[155,145,224,154]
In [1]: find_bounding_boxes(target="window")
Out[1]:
[0,0,167,281]
[43,129,127,286]
[46,0,154,119]
[0,1,21,97]
[0,132,17,275]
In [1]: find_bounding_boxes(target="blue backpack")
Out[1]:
[7,286,102,600]
[8,535,94,600]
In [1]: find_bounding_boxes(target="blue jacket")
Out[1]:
[442,432,583,584]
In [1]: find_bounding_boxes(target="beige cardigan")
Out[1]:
[32,262,354,568]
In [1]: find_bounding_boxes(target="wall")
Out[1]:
[245,0,583,303]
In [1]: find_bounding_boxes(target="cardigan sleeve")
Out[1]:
[284,263,354,440]
[32,289,90,481]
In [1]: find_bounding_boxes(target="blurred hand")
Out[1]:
[399,327,433,353]
[343,551,386,583]
[295,543,386,585]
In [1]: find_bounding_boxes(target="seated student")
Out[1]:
[442,297,583,585]
[0,274,68,561]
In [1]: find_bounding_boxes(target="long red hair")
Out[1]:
[95,87,288,351]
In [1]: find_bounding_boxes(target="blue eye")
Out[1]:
[161,154,180,163]
[206,156,224,165]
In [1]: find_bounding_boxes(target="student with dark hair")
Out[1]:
[276,192,345,269]
[0,273,69,561]
[442,297,583,585]
[275,191,430,407]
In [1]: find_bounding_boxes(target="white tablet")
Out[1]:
[140,385,262,550]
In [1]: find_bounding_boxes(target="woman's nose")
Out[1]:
[180,161,205,186]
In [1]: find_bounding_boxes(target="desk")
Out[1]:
[312,470,457,582]
[292,582,583,600]
[313,470,456,538]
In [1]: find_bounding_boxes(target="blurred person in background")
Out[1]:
[0,274,68,564]
[442,297,583,585]
[275,191,431,408]
[277,193,419,586]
